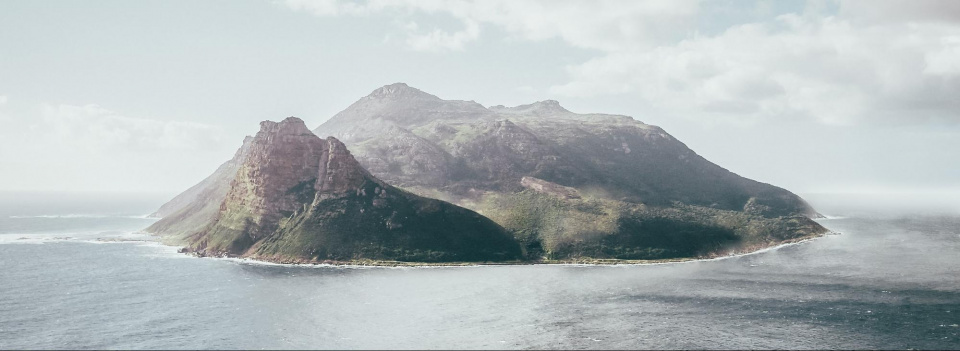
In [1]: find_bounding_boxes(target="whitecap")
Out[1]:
[8,214,154,219]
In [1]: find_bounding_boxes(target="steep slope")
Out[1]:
[345,125,459,188]
[312,83,827,260]
[149,117,522,263]
[509,115,814,216]
[146,136,254,242]
[149,136,253,218]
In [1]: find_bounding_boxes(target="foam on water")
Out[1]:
[8,214,152,219]
[0,230,157,245]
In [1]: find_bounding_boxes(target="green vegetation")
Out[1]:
[471,190,826,261]
[247,183,523,263]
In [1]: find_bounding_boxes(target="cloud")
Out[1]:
[281,0,699,52]
[283,0,960,125]
[403,19,480,51]
[0,96,7,121]
[282,0,376,16]
[41,104,225,151]
[924,36,960,76]
[839,0,960,24]
[549,12,960,125]
[0,102,233,192]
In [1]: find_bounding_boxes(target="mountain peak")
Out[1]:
[366,82,437,100]
[316,83,494,142]
[259,116,312,135]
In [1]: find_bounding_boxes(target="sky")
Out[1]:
[1,0,958,198]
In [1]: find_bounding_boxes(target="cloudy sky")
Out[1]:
[1,0,958,197]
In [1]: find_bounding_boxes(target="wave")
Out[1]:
[7,214,153,219]
[210,256,444,270]
[0,231,157,245]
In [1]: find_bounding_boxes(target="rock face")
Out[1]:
[147,117,522,263]
[311,83,828,260]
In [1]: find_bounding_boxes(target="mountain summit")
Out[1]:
[315,83,494,143]
[365,82,437,100]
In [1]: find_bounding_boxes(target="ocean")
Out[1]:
[0,191,958,349]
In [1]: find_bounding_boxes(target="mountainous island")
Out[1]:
[147,83,827,264]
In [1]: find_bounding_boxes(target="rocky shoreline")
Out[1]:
[169,230,835,268]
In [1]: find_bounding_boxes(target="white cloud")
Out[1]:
[41,104,224,151]
[0,96,7,121]
[282,0,376,16]
[549,13,960,125]
[282,0,698,52]
[283,0,960,125]
[839,0,960,25]
[924,36,960,76]
[404,19,480,51]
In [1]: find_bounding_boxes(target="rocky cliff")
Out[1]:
[147,117,522,263]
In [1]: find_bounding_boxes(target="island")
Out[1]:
[147,83,828,265]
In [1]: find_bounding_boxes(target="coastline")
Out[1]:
[162,230,836,269]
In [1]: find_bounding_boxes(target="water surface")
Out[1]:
[0,192,958,349]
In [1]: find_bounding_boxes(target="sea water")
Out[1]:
[0,192,958,349]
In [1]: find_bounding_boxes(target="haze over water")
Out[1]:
[0,192,958,350]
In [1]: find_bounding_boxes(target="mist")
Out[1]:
[803,191,960,218]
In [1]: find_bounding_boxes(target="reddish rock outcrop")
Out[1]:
[215,118,327,241]
[155,117,522,263]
